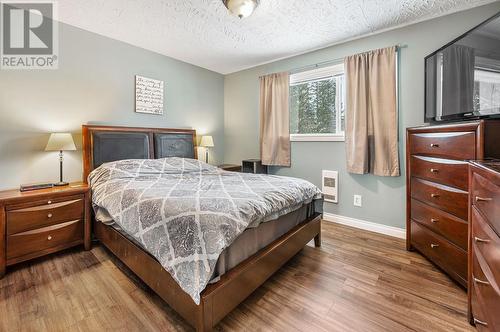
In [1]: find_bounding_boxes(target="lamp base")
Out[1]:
[53,181,69,187]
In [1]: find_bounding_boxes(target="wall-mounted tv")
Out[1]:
[425,12,500,122]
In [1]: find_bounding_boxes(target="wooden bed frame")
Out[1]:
[82,124,322,332]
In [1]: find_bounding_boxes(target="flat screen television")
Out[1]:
[425,12,500,122]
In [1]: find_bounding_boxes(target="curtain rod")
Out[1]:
[288,44,408,75]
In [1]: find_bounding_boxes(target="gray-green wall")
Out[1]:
[223,3,500,229]
[0,22,224,190]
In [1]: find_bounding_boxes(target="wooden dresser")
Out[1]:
[406,120,500,287]
[468,160,500,331]
[0,183,91,277]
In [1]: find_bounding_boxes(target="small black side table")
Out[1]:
[242,159,267,174]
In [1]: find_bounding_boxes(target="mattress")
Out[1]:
[212,202,314,281]
[97,202,318,283]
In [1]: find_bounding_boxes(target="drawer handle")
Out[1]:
[47,213,53,218]
[47,200,52,204]
[474,236,490,244]
[430,243,439,248]
[430,143,439,148]
[474,318,488,327]
[475,196,492,202]
[431,218,439,223]
[431,193,439,198]
[430,168,439,173]
[47,235,52,241]
[473,275,490,286]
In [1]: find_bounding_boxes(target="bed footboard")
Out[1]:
[198,212,322,331]
[95,212,322,332]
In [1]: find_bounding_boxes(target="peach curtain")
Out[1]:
[344,46,400,177]
[259,72,291,166]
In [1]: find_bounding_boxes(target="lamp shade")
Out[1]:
[45,133,76,151]
[200,135,214,147]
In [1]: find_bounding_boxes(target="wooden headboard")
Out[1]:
[82,125,197,182]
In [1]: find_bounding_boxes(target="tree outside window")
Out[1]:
[289,64,345,141]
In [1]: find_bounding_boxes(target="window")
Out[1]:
[289,63,345,141]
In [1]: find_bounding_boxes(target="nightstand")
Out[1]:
[242,159,267,174]
[218,164,241,172]
[0,182,91,278]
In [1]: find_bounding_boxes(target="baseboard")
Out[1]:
[322,212,406,239]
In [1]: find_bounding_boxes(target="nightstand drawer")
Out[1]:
[6,219,83,262]
[7,197,84,235]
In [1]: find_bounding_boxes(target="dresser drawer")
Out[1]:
[411,177,468,220]
[472,207,500,288]
[410,221,467,285]
[472,172,500,234]
[7,197,84,235]
[410,199,467,250]
[471,285,491,331]
[409,131,476,160]
[410,156,468,191]
[471,253,500,331]
[6,219,83,262]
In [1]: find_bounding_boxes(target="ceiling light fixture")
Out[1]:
[223,0,259,19]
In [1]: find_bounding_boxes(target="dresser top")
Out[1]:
[407,120,481,132]
[0,182,88,204]
[470,160,500,174]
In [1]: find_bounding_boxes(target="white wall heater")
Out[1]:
[322,170,338,203]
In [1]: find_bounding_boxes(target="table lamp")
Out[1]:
[45,133,76,186]
[200,135,214,164]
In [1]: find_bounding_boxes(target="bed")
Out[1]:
[82,124,323,332]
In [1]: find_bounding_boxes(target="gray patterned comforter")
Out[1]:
[89,157,322,304]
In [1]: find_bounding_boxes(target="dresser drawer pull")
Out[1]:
[431,218,439,223]
[47,200,52,204]
[430,244,439,248]
[47,235,52,241]
[474,236,490,244]
[473,276,490,286]
[474,318,488,327]
[431,194,439,198]
[430,168,439,173]
[430,143,439,148]
[475,196,492,203]
[47,213,53,218]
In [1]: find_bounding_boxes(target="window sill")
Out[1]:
[290,134,345,142]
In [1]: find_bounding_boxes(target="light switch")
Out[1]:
[354,195,362,207]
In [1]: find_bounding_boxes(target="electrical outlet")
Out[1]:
[353,195,362,207]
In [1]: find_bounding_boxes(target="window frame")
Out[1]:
[289,133,345,142]
[289,63,346,142]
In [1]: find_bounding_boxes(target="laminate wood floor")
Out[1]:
[0,221,474,332]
